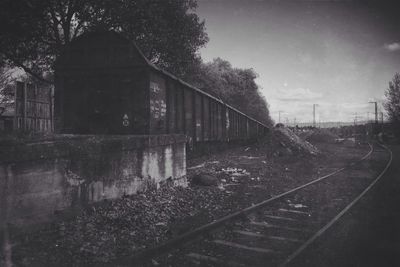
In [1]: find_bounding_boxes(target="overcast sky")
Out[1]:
[196,0,400,123]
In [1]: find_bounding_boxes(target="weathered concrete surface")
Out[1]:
[0,134,186,228]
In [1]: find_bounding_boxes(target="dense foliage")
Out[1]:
[0,0,208,82]
[384,72,400,138]
[0,0,272,125]
[0,67,14,109]
[186,58,273,126]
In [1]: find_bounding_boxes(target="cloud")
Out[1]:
[383,42,400,52]
[276,87,323,102]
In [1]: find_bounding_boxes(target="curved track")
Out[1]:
[281,143,392,266]
[118,142,392,266]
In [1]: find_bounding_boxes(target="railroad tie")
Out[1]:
[233,230,302,243]
[278,208,310,216]
[263,215,299,222]
[250,221,310,233]
[213,239,278,254]
[186,252,246,267]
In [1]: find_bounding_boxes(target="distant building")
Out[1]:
[0,80,53,133]
[0,103,15,132]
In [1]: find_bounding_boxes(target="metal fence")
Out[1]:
[14,81,53,133]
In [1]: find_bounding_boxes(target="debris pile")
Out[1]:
[218,167,251,184]
[220,167,250,177]
[262,127,319,156]
[305,128,339,143]
[297,130,313,140]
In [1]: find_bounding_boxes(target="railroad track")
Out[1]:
[118,142,392,267]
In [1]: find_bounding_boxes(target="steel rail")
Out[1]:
[117,143,374,265]
[280,143,393,266]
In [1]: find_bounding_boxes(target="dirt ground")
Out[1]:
[2,128,371,266]
[290,144,398,267]
[158,139,387,267]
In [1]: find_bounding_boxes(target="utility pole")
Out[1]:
[354,112,358,126]
[278,110,283,123]
[353,112,359,138]
[313,104,318,128]
[369,101,378,124]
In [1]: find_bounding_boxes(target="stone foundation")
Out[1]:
[0,134,186,228]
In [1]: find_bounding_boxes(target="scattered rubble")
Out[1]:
[219,167,250,177]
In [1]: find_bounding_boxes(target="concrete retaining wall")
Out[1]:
[0,134,186,228]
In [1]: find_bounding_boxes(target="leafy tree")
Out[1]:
[0,0,208,83]
[384,72,400,138]
[186,58,273,126]
[0,67,15,111]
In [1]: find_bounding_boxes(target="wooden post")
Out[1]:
[182,87,186,134]
[200,95,204,141]
[23,82,27,131]
[192,91,196,142]
[177,86,181,133]
[34,83,38,132]
[174,84,178,133]
[50,86,54,132]
[209,100,212,140]
[13,82,17,131]
[165,81,170,134]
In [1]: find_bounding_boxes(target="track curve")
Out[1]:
[280,143,393,266]
[116,142,393,267]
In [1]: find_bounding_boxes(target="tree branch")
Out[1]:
[57,0,66,25]
[49,9,63,47]
[7,57,53,85]
[19,64,53,84]
[63,0,78,43]
[72,20,83,39]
